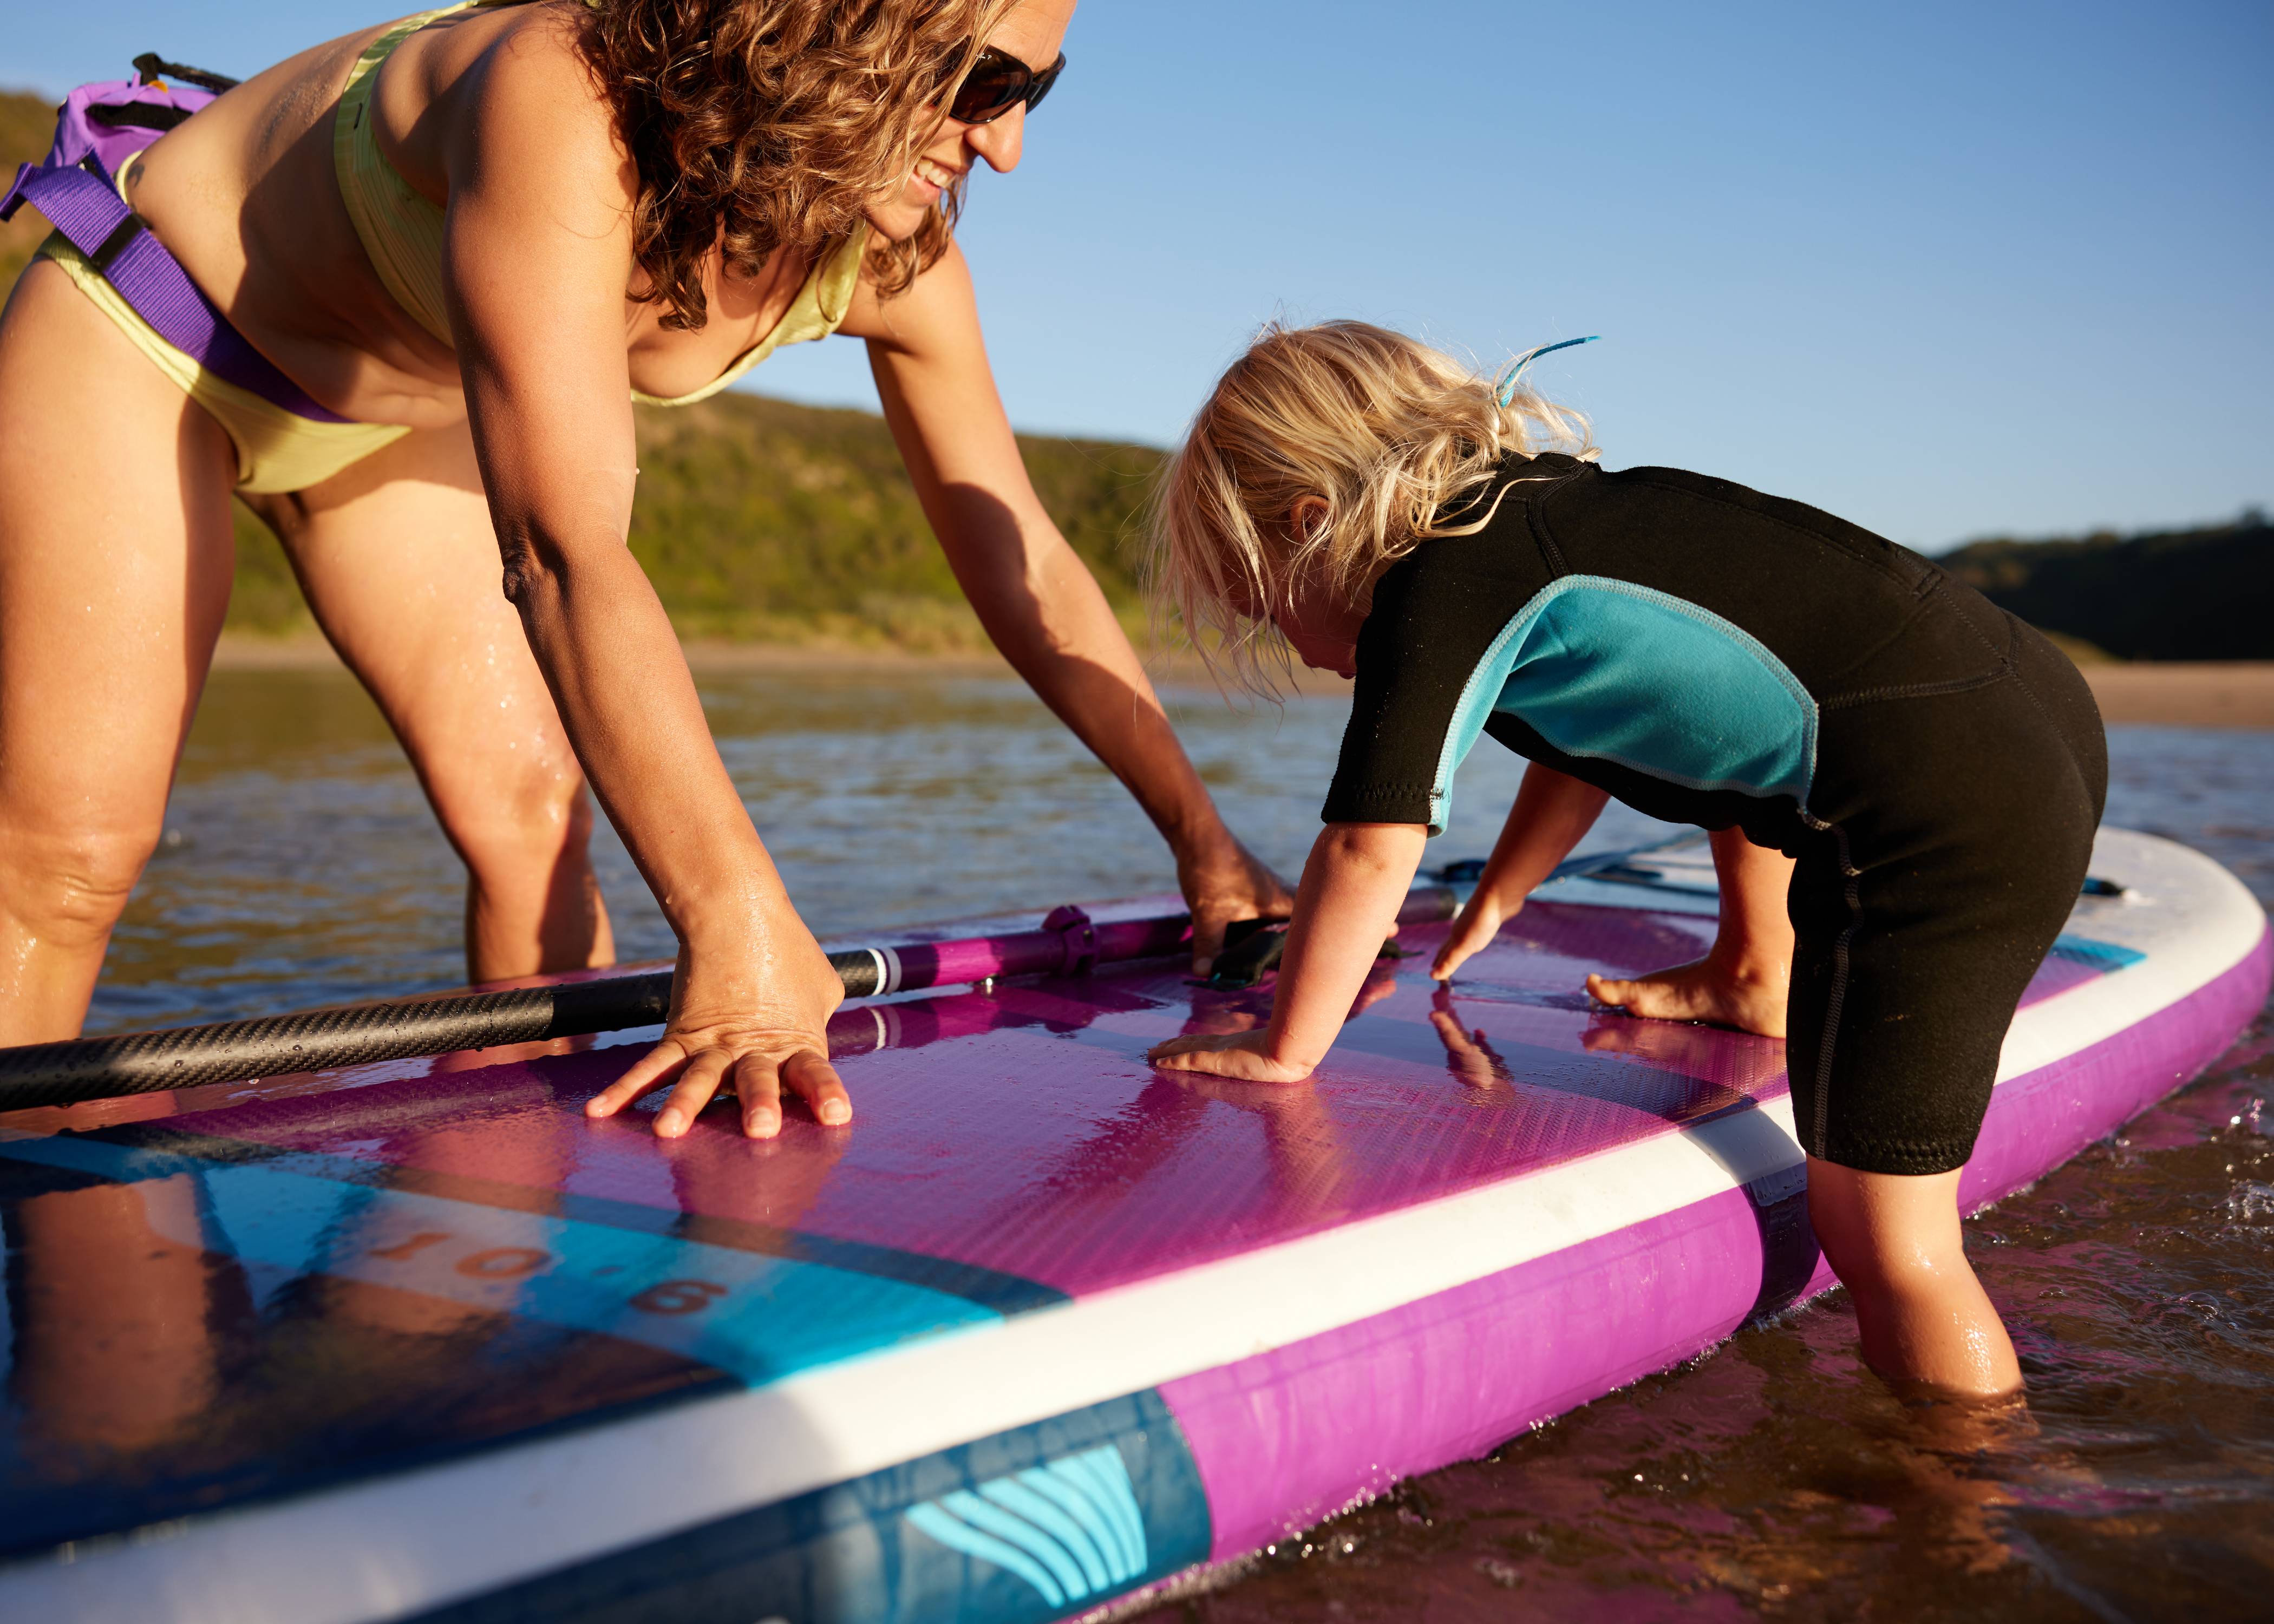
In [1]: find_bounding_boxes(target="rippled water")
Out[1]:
[95,664,2274,1621]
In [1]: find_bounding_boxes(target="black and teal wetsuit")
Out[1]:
[1325,452,2107,1175]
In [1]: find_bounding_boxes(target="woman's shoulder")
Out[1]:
[432,3,625,181]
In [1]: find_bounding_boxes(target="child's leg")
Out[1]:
[1587,827,1795,1036]
[1805,1157,2021,1398]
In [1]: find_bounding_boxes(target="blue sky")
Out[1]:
[9,1,2268,551]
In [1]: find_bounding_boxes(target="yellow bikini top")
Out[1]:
[332,0,868,408]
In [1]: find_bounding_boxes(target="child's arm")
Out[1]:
[1148,822,1428,1082]
[1430,763,1611,982]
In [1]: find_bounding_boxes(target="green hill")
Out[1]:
[227,393,1163,649]
[2,89,56,294]
[1942,513,2272,662]
[623,392,1160,650]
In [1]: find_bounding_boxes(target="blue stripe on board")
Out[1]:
[906,1445,1152,1607]
[2050,933,2149,971]
[0,1134,1001,1388]
[3,1120,1064,1313]
[408,1390,1213,1624]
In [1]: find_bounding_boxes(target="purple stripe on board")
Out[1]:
[1162,924,2272,1562]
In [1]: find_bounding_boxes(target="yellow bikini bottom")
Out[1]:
[39,234,409,494]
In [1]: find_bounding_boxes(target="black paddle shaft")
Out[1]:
[0,948,899,1113]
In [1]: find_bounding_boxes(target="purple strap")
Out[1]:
[2,160,351,424]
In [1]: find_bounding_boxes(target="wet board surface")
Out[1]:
[0,828,2264,1624]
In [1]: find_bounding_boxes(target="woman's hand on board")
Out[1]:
[1178,835,1297,976]
[585,938,850,1140]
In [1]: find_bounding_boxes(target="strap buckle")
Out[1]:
[1042,905,1097,976]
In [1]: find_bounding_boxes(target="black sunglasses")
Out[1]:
[946,46,1067,125]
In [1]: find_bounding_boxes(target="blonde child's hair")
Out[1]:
[1147,320,1597,695]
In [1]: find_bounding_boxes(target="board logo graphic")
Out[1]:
[904,1443,1149,1607]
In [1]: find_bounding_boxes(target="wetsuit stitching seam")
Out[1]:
[1815,574,1945,688]
[1818,660,2014,710]
[1624,476,1925,590]
[1802,817,1859,1159]
[1521,476,1579,576]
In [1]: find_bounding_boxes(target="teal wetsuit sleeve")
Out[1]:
[1493,579,1816,807]
[1322,535,1820,839]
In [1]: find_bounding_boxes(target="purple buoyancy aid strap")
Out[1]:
[0,70,351,425]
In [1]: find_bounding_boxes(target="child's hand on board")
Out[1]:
[1432,890,1516,981]
[1433,763,1611,984]
[1145,1029,1316,1084]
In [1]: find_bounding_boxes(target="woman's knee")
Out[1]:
[446,762,597,886]
[0,819,162,946]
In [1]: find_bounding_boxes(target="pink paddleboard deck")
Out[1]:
[0,829,2264,1624]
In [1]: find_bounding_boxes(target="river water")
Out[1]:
[94,664,2274,1622]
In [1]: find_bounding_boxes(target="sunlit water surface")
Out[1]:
[96,666,2274,1622]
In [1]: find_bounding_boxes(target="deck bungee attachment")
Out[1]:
[0,54,352,421]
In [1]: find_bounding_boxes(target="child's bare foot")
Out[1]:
[1585,955,1789,1038]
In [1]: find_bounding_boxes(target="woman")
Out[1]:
[0,0,1290,1137]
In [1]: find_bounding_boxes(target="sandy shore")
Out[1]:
[208,638,2274,729]
[2080,663,2274,729]
[208,633,1017,677]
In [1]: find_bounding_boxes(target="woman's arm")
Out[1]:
[842,246,1292,972]
[439,30,846,1140]
[1430,762,1611,981]
[1148,822,1428,1082]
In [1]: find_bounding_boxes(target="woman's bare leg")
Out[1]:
[248,422,613,982]
[1807,1157,2022,1398]
[0,261,238,1042]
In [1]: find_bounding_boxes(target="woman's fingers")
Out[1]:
[585,1038,691,1119]
[1179,840,1297,974]
[593,1027,854,1141]
[727,1052,783,1140]
[1188,913,1227,978]
[657,1050,733,1138]
[780,1049,852,1131]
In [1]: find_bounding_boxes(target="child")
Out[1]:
[1144,320,2106,1400]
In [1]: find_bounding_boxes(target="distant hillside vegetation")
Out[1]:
[228,394,1164,649]
[1942,513,2272,662]
[626,393,1161,649]
[3,89,56,293]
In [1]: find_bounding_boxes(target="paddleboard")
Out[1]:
[0,827,2263,1622]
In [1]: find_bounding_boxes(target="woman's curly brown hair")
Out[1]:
[578,0,1014,330]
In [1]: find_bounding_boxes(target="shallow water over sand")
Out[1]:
[93,664,2274,1622]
